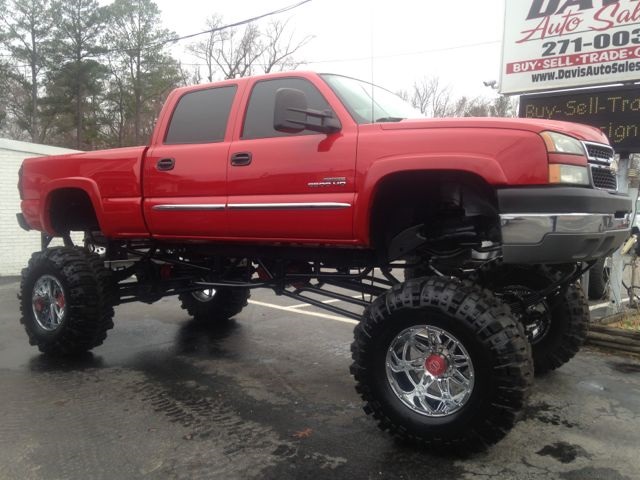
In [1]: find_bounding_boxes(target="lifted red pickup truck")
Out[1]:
[16,71,631,452]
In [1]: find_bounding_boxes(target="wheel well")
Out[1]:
[49,188,100,234]
[369,171,500,259]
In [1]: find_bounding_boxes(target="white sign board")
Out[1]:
[501,0,640,94]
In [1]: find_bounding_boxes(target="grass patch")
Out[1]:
[608,312,640,331]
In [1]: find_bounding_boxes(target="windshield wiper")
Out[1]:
[375,117,405,123]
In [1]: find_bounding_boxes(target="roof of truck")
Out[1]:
[170,71,321,95]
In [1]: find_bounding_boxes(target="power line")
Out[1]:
[159,0,312,48]
[177,39,502,68]
[5,37,500,72]
[3,2,497,72]
[305,40,501,64]
[0,0,313,58]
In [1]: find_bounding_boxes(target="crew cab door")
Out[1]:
[226,76,357,241]
[143,84,238,237]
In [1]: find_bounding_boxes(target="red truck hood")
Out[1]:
[379,117,610,144]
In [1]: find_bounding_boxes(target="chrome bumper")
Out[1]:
[499,213,630,264]
[501,213,630,244]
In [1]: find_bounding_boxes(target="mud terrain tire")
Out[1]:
[350,277,532,452]
[179,287,250,323]
[475,264,589,375]
[588,257,609,300]
[19,247,115,355]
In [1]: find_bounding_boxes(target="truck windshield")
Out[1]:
[321,74,423,124]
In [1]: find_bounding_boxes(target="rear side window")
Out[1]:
[242,78,332,140]
[165,85,237,144]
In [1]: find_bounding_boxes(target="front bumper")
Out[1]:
[498,187,632,264]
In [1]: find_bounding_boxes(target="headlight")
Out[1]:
[549,164,590,185]
[540,131,586,156]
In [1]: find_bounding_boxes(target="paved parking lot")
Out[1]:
[1,277,639,480]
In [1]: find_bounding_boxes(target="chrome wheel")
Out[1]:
[192,288,216,302]
[31,275,66,332]
[386,325,475,417]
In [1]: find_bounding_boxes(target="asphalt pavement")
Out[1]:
[1,277,639,480]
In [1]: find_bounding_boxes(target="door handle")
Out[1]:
[156,157,175,171]
[231,152,252,166]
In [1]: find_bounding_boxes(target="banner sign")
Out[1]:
[501,0,640,94]
[519,85,640,151]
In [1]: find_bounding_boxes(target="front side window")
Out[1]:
[242,78,333,140]
[165,85,237,144]
[321,74,423,124]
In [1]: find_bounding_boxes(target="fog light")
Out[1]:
[549,164,589,185]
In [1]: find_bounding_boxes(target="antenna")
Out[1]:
[370,3,375,122]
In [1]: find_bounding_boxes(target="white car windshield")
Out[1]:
[321,74,423,124]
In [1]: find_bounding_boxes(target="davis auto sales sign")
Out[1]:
[501,0,640,94]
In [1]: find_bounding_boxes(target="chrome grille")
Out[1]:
[583,141,617,191]
[586,144,614,163]
[591,167,617,190]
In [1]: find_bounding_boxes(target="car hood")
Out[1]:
[379,117,610,144]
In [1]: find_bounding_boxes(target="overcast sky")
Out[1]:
[153,0,505,99]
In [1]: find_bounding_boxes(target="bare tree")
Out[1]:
[187,16,313,83]
[262,19,312,73]
[176,62,196,87]
[396,89,410,103]
[451,96,492,117]
[187,15,222,83]
[402,76,515,119]
[213,23,264,79]
[491,95,518,117]
[410,77,455,118]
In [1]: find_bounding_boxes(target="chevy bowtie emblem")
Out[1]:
[307,177,347,188]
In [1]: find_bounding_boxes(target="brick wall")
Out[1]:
[0,143,80,276]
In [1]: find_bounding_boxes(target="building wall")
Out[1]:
[0,140,80,276]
